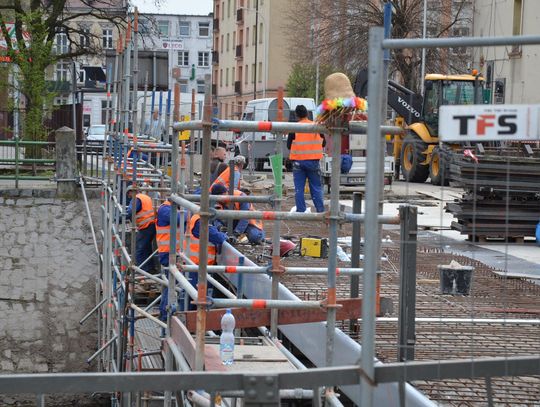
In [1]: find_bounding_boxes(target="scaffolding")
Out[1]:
[2,12,540,407]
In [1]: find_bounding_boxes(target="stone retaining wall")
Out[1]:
[0,189,106,406]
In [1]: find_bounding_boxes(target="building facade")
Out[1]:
[212,0,293,119]
[472,0,540,104]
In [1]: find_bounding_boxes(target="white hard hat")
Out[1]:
[234,155,246,164]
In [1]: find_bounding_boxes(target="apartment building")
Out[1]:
[212,0,292,119]
[473,0,540,104]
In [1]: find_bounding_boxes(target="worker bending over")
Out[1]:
[156,199,186,320]
[209,155,245,192]
[211,184,265,245]
[126,189,157,273]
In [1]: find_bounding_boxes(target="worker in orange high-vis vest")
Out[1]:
[211,184,265,245]
[183,212,228,310]
[184,212,228,265]
[156,199,187,320]
[126,190,157,273]
[209,155,244,192]
[287,105,326,213]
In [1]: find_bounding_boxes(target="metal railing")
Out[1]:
[0,139,56,187]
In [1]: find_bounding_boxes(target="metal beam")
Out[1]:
[375,356,540,383]
[180,299,364,332]
[383,34,540,49]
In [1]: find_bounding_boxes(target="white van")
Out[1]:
[235,97,317,170]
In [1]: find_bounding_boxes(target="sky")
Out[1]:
[131,0,213,15]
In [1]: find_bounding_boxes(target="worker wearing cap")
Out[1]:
[126,190,157,273]
[209,155,244,192]
[156,199,188,319]
[211,184,265,245]
[287,105,325,213]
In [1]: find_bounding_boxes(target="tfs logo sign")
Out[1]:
[452,114,518,136]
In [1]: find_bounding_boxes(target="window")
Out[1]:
[226,33,230,51]
[227,0,231,18]
[245,64,248,84]
[56,61,69,82]
[179,79,188,93]
[179,21,190,36]
[259,23,263,44]
[233,30,236,49]
[246,27,249,47]
[221,1,225,20]
[226,68,229,86]
[139,20,151,34]
[102,28,113,49]
[220,69,223,87]
[511,0,523,55]
[258,62,262,83]
[198,22,210,37]
[158,20,169,37]
[221,35,224,53]
[197,79,205,93]
[252,25,256,45]
[54,30,68,54]
[251,63,255,83]
[79,28,90,48]
[232,67,235,84]
[198,51,210,67]
[451,27,469,54]
[178,50,189,66]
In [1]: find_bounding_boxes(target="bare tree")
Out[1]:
[0,0,127,141]
[285,0,472,93]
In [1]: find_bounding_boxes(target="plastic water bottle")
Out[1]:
[220,309,235,365]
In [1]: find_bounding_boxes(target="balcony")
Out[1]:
[235,45,243,59]
[234,81,241,94]
[212,51,219,64]
[213,18,219,31]
[236,8,243,23]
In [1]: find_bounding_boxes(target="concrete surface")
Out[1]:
[0,189,106,406]
[338,181,540,279]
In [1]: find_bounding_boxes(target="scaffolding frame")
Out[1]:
[3,14,540,406]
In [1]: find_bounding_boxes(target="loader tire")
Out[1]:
[429,146,450,186]
[400,134,429,183]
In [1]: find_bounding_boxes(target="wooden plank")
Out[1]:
[170,316,196,370]
[180,298,363,333]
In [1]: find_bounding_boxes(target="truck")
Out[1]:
[321,131,395,189]
[235,97,317,171]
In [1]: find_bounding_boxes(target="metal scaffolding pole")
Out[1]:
[361,26,385,407]
[194,74,213,371]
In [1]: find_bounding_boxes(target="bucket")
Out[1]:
[437,265,474,295]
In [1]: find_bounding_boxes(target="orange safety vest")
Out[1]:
[289,118,324,160]
[184,214,217,265]
[155,201,180,254]
[209,165,241,191]
[135,193,155,230]
[229,190,263,230]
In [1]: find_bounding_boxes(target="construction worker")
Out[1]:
[210,146,227,176]
[155,199,185,320]
[211,184,265,245]
[126,189,157,273]
[287,105,325,213]
[185,212,228,266]
[209,155,245,192]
